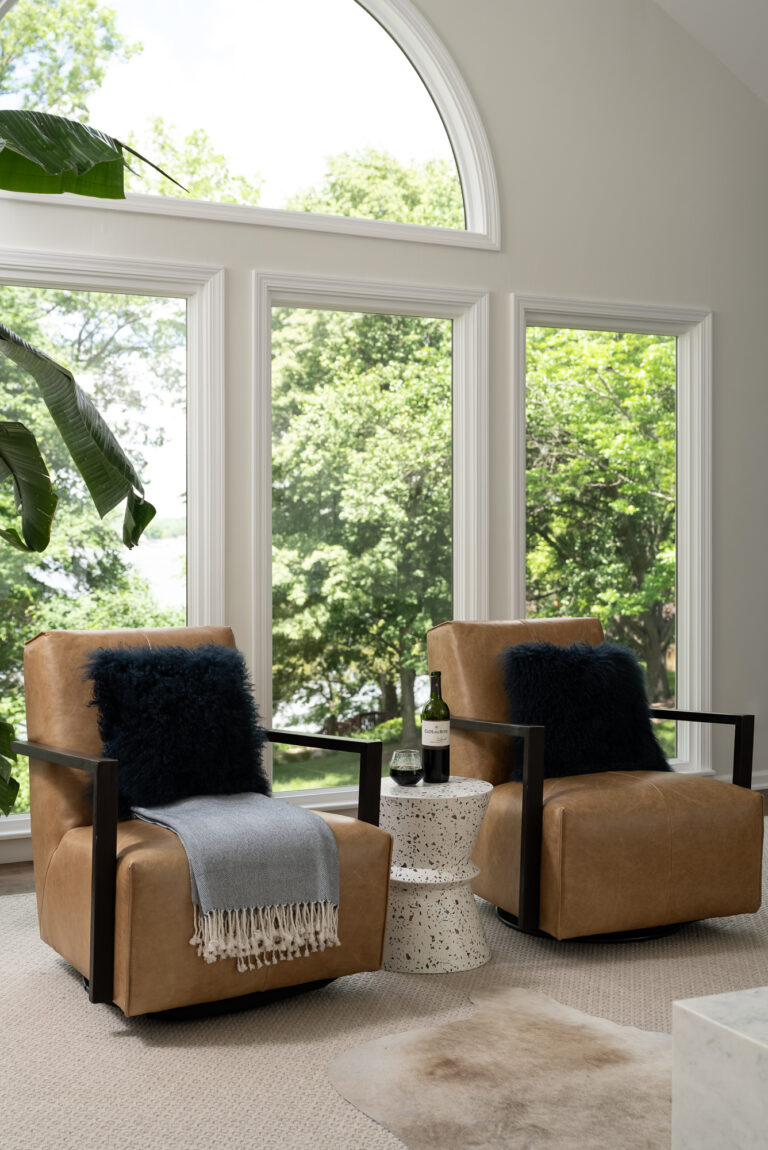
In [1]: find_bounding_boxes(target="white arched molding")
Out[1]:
[253,271,490,774]
[358,0,500,246]
[0,2,499,250]
[511,295,713,775]
[0,248,226,626]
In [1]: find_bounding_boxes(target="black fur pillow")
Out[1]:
[500,640,670,781]
[85,643,270,818]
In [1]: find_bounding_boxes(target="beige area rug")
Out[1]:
[3,824,768,1150]
[329,986,672,1149]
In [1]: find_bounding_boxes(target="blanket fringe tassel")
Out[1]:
[190,901,341,973]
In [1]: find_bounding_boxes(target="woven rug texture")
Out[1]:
[3,826,768,1149]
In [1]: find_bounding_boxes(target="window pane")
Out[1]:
[525,326,677,753]
[271,307,452,790]
[1,286,186,812]
[0,0,463,223]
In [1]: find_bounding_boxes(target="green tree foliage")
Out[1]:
[272,306,452,744]
[271,151,462,753]
[124,117,263,204]
[287,147,464,228]
[0,0,140,118]
[526,327,677,702]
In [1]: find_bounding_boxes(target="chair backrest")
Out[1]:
[426,618,604,785]
[23,626,236,910]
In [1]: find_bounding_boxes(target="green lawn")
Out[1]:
[271,739,402,791]
[652,719,677,759]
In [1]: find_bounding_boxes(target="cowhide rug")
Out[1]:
[328,987,672,1149]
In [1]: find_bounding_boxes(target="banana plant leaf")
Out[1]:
[0,421,57,551]
[0,110,184,197]
[0,323,155,548]
[0,718,18,816]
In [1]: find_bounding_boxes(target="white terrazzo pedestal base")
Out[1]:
[673,985,768,1149]
[379,775,492,974]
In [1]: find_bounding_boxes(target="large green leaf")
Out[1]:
[0,323,155,547]
[0,110,125,197]
[0,770,18,816]
[0,421,57,551]
[0,721,18,817]
[0,719,15,761]
[0,110,185,198]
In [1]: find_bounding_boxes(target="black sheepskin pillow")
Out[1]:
[500,640,670,781]
[85,643,270,817]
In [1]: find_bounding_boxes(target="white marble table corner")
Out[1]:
[672,985,768,1149]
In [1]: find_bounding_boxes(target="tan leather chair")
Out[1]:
[15,626,392,1017]
[427,618,763,940]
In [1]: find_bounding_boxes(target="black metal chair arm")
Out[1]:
[11,738,117,773]
[13,737,118,1005]
[450,717,544,739]
[650,707,749,723]
[450,716,545,932]
[648,710,755,788]
[265,728,382,827]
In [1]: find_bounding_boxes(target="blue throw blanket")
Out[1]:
[133,793,341,972]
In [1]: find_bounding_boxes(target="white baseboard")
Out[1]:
[0,813,32,863]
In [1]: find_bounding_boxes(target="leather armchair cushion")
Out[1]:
[471,770,765,939]
[39,810,393,1016]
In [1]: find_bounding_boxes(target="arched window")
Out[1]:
[0,0,498,241]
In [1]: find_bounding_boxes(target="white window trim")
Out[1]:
[253,271,489,805]
[0,1,500,251]
[0,247,226,859]
[511,295,713,775]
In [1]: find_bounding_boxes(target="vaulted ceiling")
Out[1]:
[653,0,768,108]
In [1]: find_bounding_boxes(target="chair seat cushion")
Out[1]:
[501,640,670,780]
[471,770,764,939]
[38,811,393,1016]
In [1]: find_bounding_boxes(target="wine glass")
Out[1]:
[389,748,423,786]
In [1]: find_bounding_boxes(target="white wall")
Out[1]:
[2,0,767,771]
[424,0,768,739]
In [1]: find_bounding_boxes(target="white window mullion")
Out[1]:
[187,269,227,627]
[675,315,713,772]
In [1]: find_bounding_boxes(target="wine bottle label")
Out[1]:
[422,720,450,748]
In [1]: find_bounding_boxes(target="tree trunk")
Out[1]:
[399,666,418,746]
[639,611,671,704]
[379,677,398,717]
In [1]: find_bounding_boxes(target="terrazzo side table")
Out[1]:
[379,775,493,973]
[672,986,768,1148]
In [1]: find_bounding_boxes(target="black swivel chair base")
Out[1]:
[82,975,336,1019]
[496,906,689,943]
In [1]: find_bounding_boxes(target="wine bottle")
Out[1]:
[421,669,450,784]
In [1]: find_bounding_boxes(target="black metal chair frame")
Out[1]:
[12,730,382,1006]
[451,709,755,936]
